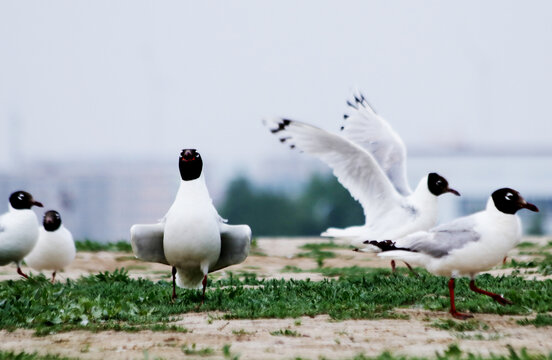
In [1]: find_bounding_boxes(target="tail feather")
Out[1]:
[363,240,416,253]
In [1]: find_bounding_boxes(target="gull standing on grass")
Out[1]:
[131,149,252,303]
[264,93,459,272]
[25,210,75,283]
[365,188,538,319]
[0,191,43,278]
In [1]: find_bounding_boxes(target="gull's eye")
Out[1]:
[17,194,24,200]
[436,180,443,187]
[505,192,514,201]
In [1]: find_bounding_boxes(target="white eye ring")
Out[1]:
[505,193,514,201]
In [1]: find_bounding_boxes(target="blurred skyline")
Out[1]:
[1,1,552,178]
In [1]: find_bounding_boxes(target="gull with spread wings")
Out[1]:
[264,93,459,272]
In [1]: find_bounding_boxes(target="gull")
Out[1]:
[131,149,252,302]
[264,93,459,271]
[0,191,43,278]
[366,188,539,319]
[25,210,75,283]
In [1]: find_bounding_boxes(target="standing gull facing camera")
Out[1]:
[25,210,75,283]
[0,191,43,278]
[264,93,459,272]
[131,149,252,302]
[366,188,539,319]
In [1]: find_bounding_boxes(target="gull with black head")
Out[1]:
[0,190,43,278]
[366,188,539,319]
[131,149,252,303]
[25,210,75,283]
[264,93,459,272]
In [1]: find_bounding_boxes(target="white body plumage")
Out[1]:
[24,225,75,273]
[163,174,221,289]
[0,206,40,267]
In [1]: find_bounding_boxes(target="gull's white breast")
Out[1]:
[25,226,75,271]
[0,210,39,266]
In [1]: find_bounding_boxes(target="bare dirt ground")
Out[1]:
[0,237,551,359]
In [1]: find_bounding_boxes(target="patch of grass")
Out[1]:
[181,344,214,356]
[508,253,552,276]
[232,328,253,336]
[281,265,304,273]
[270,328,300,337]
[75,239,132,252]
[517,313,552,327]
[296,241,349,267]
[517,241,538,248]
[299,241,351,251]
[0,352,78,360]
[2,269,552,335]
[222,344,239,360]
[346,344,552,360]
[430,318,488,332]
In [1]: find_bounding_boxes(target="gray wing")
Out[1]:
[210,223,252,273]
[130,223,169,265]
[341,93,412,196]
[397,216,480,258]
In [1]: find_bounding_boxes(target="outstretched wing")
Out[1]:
[210,223,252,272]
[340,93,412,195]
[264,118,403,223]
[130,223,169,265]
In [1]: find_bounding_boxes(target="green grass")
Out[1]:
[270,328,301,337]
[430,318,488,332]
[1,268,552,335]
[517,313,552,327]
[75,240,132,252]
[181,344,214,356]
[508,253,552,276]
[0,352,78,360]
[517,242,538,248]
[296,241,351,267]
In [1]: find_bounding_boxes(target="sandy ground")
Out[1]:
[0,237,551,359]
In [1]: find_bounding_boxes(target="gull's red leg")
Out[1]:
[391,260,396,273]
[17,266,29,279]
[469,279,512,305]
[51,271,56,283]
[404,262,419,277]
[201,275,207,305]
[448,278,473,320]
[171,267,177,302]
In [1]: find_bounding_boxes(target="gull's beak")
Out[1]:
[32,200,43,208]
[520,199,539,212]
[446,188,460,196]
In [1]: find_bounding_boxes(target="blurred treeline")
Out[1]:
[219,174,364,236]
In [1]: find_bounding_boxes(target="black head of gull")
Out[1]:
[9,190,43,210]
[427,173,460,197]
[179,149,203,181]
[43,210,62,232]
[491,188,539,214]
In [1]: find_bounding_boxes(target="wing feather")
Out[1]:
[340,92,411,195]
[264,118,403,222]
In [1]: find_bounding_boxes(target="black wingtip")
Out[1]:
[343,114,349,119]
[270,119,293,134]
[363,240,415,253]
[346,100,358,109]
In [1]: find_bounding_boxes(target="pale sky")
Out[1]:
[1,1,551,176]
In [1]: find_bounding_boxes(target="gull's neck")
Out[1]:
[409,175,437,205]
